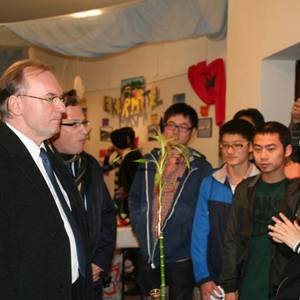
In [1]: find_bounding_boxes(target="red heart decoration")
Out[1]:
[188,58,226,126]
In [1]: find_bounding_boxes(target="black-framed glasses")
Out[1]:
[165,122,193,133]
[220,142,249,151]
[61,120,90,128]
[20,94,65,105]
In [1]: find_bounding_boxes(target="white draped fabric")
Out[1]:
[5,0,227,58]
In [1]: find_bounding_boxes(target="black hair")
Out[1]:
[110,127,135,149]
[219,119,255,142]
[254,121,291,148]
[62,89,79,106]
[233,108,265,129]
[163,103,198,130]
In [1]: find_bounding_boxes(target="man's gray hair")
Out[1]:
[0,59,50,120]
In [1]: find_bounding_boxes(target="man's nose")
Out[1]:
[55,101,66,113]
[81,124,90,135]
[260,149,268,159]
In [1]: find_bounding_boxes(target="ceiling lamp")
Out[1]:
[70,9,102,19]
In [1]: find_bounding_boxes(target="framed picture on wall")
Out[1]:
[100,127,112,142]
[197,118,212,138]
[172,93,185,104]
[148,124,159,141]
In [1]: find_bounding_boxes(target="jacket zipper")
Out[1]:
[148,167,198,268]
[275,276,289,298]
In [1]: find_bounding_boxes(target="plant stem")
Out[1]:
[159,232,166,299]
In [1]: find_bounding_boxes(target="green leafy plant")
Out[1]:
[136,130,191,299]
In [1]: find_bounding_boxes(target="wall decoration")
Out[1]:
[103,96,122,116]
[145,87,163,109]
[197,118,212,138]
[150,113,159,124]
[173,93,185,104]
[102,118,109,127]
[148,124,160,141]
[103,84,162,127]
[200,105,210,117]
[73,75,85,100]
[188,58,226,126]
[120,76,146,126]
[100,127,112,142]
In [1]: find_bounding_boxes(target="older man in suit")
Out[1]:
[0,59,93,299]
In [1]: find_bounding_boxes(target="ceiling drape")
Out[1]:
[4,0,227,58]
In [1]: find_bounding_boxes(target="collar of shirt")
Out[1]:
[6,122,45,164]
[213,162,260,185]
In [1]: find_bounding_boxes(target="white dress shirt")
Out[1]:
[7,123,79,283]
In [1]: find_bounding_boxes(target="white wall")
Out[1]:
[261,60,295,125]
[30,36,226,168]
[227,0,300,122]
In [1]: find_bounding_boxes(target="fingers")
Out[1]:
[294,220,300,230]
[278,212,293,227]
[268,228,284,243]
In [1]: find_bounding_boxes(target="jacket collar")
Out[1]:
[213,162,260,184]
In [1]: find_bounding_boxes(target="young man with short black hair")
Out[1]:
[221,121,300,300]
[191,119,259,300]
[128,103,212,300]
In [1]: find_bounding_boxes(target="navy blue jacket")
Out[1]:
[128,148,212,268]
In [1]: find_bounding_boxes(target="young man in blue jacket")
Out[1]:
[128,103,212,300]
[191,119,259,300]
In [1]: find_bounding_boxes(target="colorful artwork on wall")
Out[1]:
[197,118,212,138]
[103,79,162,126]
[100,127,112,142]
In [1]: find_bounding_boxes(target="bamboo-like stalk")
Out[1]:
[136,131,191,300]
[157,154,166,299]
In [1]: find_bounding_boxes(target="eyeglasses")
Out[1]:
[20,94,65,105]
[165,122,193,133]
[220,142,249,151]
[61,120,90,128]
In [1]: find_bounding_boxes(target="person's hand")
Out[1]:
[106,145,115,156]
[268,212,300,250]
[200,281,219,300]
[225,292,238,300]
[291,98,300,124]
[91,263,103,282]
[284,161,300,179]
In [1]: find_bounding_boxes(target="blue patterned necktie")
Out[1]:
[40,148,86,277]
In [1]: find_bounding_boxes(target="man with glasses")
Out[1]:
[50,90,116,300]
[221,122,300,300]
[0,60,93,299]
[128,103,212,300]
[191,119,259,300]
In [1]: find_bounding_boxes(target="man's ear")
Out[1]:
[7,95,22,116]
[190,127,197,138]
[285,144,293,158]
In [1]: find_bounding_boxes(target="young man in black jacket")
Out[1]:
[221,122,300,300]
[51,91,116,300]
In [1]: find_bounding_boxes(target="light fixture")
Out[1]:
[70,9,102,19]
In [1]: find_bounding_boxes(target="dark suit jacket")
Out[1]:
[82,152,116,276]
[0,122,93,300]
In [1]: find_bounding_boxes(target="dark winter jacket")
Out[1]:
[221,175,300,297]
[128,147,212,268]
